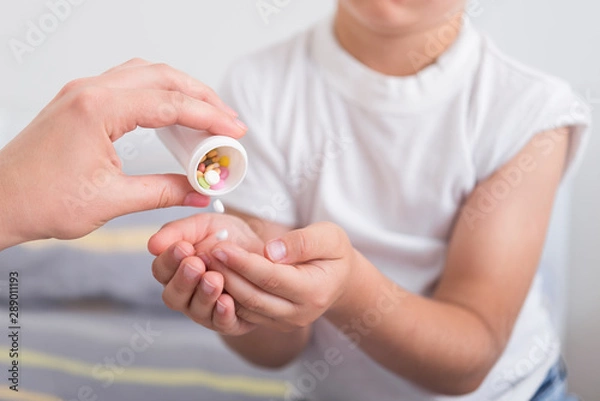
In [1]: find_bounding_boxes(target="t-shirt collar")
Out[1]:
[310,16,483,113]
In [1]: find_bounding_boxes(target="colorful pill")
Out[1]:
[197,176,210,189]
[206,163,219,172]
[210,180,226,190]
[219,167,230,180]
[219,156,230,167]
[207,150,218,158]
[198,163,206,173]
[204,170,221,186]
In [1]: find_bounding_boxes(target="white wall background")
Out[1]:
[0,0,598,399]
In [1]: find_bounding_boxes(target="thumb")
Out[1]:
[264,222,347,264]
[114,174,210,215]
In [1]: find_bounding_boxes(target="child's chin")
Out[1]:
[339,0,465,34]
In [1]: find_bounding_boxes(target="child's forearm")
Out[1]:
[325,253,502,396]
[220,326,311,368]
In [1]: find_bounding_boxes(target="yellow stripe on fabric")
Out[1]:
[0,388,63,401]
[0,350,286,398]
[21,227,160,253]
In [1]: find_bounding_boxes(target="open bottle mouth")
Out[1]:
[156,125,248,197]
[193,144,247,196]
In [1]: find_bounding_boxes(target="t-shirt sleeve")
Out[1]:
[217,62,298,227]
[472,80,592,183]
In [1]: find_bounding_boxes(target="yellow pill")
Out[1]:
[219,155,230,167]
[196,171,204,178]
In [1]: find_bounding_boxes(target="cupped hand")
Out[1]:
[0,58,247,248]
[208,222,360,332]
[148,213,265,336]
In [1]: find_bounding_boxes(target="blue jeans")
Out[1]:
[530,359,578,401]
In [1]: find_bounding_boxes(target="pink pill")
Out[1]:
[199,163,206,173]
[219,167,230,180]
[210,180,226,190]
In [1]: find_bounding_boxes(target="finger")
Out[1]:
[185,270,224,324]
[113,173,209,222]
[102,58,151,74]
[211,243,302,305]
[101,88,246,140]
[234,305,280,329]
[162,258,206,311]
[265,222,347,264]
[151,241,196,283]
[211,293,257,335]
[100,62,237,117]
[148,213,216,256]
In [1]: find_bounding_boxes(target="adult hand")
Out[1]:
[148,213,264,336]
[0,59,247,249]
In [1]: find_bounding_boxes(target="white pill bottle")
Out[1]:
[156,125,248,196]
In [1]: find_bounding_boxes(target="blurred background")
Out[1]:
[0,0,598,400]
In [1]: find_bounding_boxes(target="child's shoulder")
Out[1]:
[476,34,575,104]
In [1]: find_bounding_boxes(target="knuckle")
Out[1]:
[296,231,310,259]
[241,294,262,313]
[235,306,251,322]
[259,275,280,292]
[166,90,188,113]
[151,261,163,283]
[161,291,178,311]
[152,62,173,79]
[197,84,217,101]
[70,86,106,117]
[128,57,148,65]
[312,294,329,311]
[156,184,175,209]
[61,78,88,95]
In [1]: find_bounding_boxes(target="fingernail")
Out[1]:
[234,118,248,131]
[183,263,201,280]
[216,300,226,315]
[266,240,287,262]
[173,245,188,263]
[212,249,228,263]
[201,279,215,295]
[199,253,211,267]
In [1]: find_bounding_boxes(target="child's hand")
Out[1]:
[208,222,360,332]
[148,214,264,335]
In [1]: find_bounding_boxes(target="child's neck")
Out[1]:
[334,9,463,77]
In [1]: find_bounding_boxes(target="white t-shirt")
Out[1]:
[221,17,591,401]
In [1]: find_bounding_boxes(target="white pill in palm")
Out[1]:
[215,229,229,241]
[204,170,221,186]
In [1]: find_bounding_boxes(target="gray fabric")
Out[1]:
[0,307,293,400]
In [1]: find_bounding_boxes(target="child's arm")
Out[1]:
[204,128,570,395]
